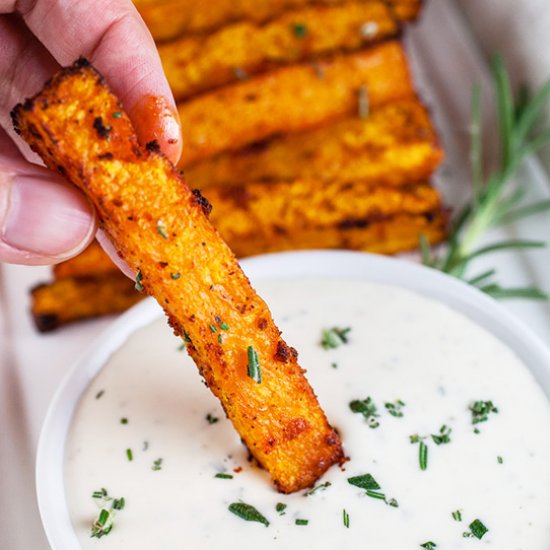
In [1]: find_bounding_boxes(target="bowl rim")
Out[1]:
[36,250,550,549]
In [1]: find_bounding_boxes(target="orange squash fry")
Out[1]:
[12,59,344,493]
[134,0,421,42]
[160,1,399,101]
[388,0,422,21]
[177,41,415,168]
[216,210,447,257]
[205,180,447,257]
[187,98,443,189]
[31,273,143,333]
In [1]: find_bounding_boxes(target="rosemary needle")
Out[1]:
[422,55,550,300]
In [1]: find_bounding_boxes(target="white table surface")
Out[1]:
[1,1,549,548]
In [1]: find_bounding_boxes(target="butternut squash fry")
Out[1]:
[31,274,143,332]
[12,59,344,493]
[217,210,447,257]
[187,98,443,188]
[205,180,447,257]
[160,1,399,101]
[178,41,414,167]
[134,0,421,42]
[388,0,422,22]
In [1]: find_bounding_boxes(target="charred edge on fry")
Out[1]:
[274,341,299,362]
[93,117,111,140]
[146,140,162,154]
[191,189,213,216]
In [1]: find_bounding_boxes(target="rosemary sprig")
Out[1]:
[422,55,550,299]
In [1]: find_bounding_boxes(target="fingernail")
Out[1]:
[96,229,135,280]
[1,174,96,259]
[130,95,183,165]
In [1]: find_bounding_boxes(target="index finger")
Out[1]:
[1,0,182,164]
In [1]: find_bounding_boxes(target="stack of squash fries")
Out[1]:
[31,0,447,331]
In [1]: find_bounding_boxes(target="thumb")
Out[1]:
[0,166,96,266]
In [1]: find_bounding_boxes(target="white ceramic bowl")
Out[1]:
[36,250,550,549]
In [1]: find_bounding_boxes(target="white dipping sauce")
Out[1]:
[65,280,550,549]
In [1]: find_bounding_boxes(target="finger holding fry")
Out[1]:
[0,0,181,266]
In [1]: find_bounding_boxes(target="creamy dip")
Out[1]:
[65,280,550,549]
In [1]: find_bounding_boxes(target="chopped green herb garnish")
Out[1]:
[384,399,405,417]
[91,508,113,539]
[112,497,125,510]
[321,326,351,349]
[431,425,452,445]
[295,518,309,526]
[343,509,350,528]
[303,481,331,496]
[497,456,503,464]
[171,272,181,280]
[464,519,489,539]
[452,510,462,522]
[366,489,386,500]
[220,322,230,330]
[420,542,437,549]
[112,111,122,118]
[228,502,269,527]
[177,342,186,351]
[386,497,399,508]
[215,473,233,479]
[120,418,128,425]
[156,221,169,239]
[291,22,308,38]
[206,413,219,425]
[474,427,480,434]
[126,448,133,462]
[92,488,108,499]
[135,270,144,292]
[470,400,498,425]
[275,502,287,515]
[247,345,262,383]
[358,85,369,119]
[209,324,217,333]
[347,473,380,491]
[95,390,105,399]
[152,458,163,471]
[419,440,428,470]
[218,334,223,344]
[183,331,192,343]
[90,490,125,539]
[348,474,397,507]
[331,362,338,369]
[411,425,449,469]
[349,397,379,428]
[470,519,489,539]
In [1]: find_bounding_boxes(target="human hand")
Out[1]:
[0,0,181,266]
